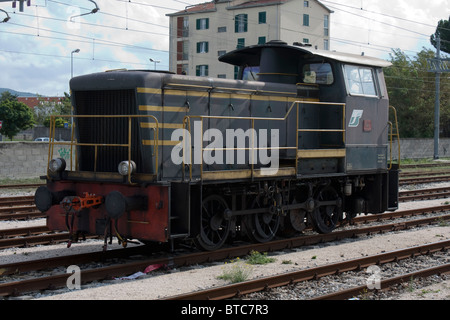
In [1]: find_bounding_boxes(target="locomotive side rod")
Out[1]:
[223,198,337,218]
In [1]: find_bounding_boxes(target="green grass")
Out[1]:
[217,263,253,283]
[246,250,276,265]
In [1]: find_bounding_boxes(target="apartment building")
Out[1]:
[167,0,332,78]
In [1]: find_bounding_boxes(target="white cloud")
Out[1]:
[326,0,446,58]
[0,0,447,96]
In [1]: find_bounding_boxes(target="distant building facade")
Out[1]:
[18,96,64,109]
[167,0,332,78]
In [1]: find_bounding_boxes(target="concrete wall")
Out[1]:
[0,142,61,180]
[1,138,449,180]
[391,138,450,160]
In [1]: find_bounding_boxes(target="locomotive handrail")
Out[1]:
[181,100,346,180]
[388,105,401,169]
[47,114,159,183]
[164,82,298,97]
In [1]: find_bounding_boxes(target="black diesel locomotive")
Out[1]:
[35,41,400,251]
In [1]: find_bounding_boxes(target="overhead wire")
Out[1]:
[2,0,441,58]
[0,0,447,88]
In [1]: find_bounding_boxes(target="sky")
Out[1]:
[0,0,447,97]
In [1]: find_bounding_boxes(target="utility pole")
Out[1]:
[434,35,441,159]
[428,36,450,159]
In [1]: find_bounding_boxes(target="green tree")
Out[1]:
[0,91,18,104]
[430,16,450,54]
[0,93,35,140]
[385,48,450,138]
[33,92,72,126]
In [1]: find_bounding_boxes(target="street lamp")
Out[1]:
[70,49,80,128]
[71,49,80,78]
[149,58,160,70]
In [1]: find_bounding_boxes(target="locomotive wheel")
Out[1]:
[195,195,231,251]
[244,196,280,243]
[282,199,307,236]
[311,186,341,234]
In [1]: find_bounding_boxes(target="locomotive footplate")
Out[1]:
[36,182,170,248]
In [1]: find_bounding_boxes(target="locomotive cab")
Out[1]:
[220,41,399,213]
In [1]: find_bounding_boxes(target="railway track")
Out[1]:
[0,198,449,250]
[166,240,450,300]
[0,206,449,298]
[0,195,43,221]
[0,175,449,300]
[1,185,450,222]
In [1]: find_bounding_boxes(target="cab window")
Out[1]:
[242,66,260,81]
[302,63,333,85]
[344,65,377,96]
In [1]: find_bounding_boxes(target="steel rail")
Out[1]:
[0,184,44,189]
[312,263,450,300]
[0,225,49,238]
[400,175,450,185]
[0,210,46,221]
[0,232,99,250]
[166,240,450,300]
[1,211,449,297]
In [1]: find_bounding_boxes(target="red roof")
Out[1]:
[18,97,64,109]
[168,0,331,15]
[230,0,290,9]
[185,1,215,13]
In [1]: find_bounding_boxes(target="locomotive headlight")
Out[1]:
[49,158,66,173]
[118,160,136,176]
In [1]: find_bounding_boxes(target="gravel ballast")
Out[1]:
[1,186,449,300]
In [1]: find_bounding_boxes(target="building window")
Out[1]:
[304,1,309,7]
[177,16,189,38]
[197,41,209,53]
[303,38,309,44]
[182,64,188,75]
[177,40,189,61]
[259,12,266,24]
[218,50,227,57]
[177,64,189,75]
[218,26,227,33]
[196,18,209,30]
[303,14,309,26]
[196,65,209,76]
[182,40,189,60]
[324,39,329,50]
[258,36,266,45]
[234,66,239,80]
[235,14,248,33]
[237,38,245,49]
[182,17,189,37]
[324,15,329,36]
[217,74,226,79]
